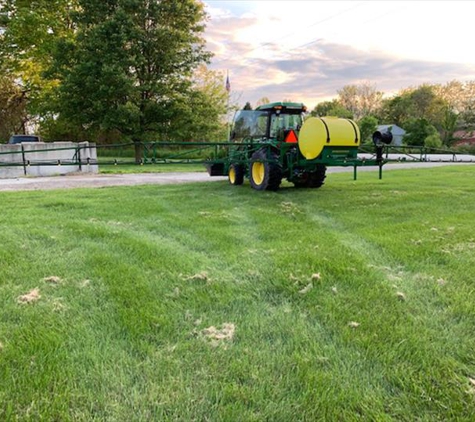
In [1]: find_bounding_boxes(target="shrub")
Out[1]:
[424,133,443,149]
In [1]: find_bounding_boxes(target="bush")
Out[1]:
[424,133,443,149]
[403,118,438,146]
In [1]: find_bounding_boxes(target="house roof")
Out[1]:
[377,125,406,135]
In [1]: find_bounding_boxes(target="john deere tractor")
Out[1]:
[207,101,381,191]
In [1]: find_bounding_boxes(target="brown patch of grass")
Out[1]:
[43,276,62,284]
[187,272,209,282]
[18,288,41,304]
[201,323,235,346]
[396,291,406,301]
[298,283,313,295]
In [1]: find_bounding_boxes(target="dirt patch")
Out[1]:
[201,323,235,347]
[18,288,41,304]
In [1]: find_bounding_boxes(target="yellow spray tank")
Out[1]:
[298,116,361,160]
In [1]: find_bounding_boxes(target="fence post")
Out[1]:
[77,145,82,171]
[21,144,27,176]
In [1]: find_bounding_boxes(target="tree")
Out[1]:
[358,115,378,144]
[381,85,448,132]
[380,95,415,127]
[440,107,458,145]
[337,85,358,117]
[165,65,229,141]
[310,100,352,118]
[0,75,28,141]
[409,85,447,126]
[50,0,211,161]
[0,0,78,127]
[256,97,270,107]
[403,118,438,146]
[337,83,383,120]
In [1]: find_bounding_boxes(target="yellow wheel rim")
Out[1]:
[229,166,236,184]
[252,162,265,185]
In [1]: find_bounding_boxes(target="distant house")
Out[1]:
[453,130,475,146]
[376,125,406,146]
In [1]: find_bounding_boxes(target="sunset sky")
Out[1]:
[203,1,475,109]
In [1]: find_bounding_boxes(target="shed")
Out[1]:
[376,124,406,146]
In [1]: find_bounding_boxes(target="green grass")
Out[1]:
[98,162,207,174]
[1,166,475,420]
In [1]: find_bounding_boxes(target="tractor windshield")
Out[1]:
[269,113,303,138]
[231,110,269,141]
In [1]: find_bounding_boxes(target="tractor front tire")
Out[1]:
[228,164,245,186]
[249,149,282,191]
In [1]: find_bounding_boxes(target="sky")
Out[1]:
[203,0,475,110]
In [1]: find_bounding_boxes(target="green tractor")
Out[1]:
[207,101,379,191]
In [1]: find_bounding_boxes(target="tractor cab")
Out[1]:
[231,102,306,144]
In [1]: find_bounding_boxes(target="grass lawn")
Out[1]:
[1,165,475,420]
[98,162,207,174]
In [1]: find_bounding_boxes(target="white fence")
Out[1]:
[0,142,98,179]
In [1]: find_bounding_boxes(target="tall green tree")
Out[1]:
[403,118,438,146]
[165,65,229,142]
[0,0,77,123]
[382,85,448,131]
[50,0,211,160]
[380,95,415,127]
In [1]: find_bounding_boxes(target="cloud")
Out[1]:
[210,38,475,108]
[204,2,475,109]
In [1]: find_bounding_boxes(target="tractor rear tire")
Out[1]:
[228,164,245,186]
[293,165,327,189]
[249,149,282,191]
[307,165,327,188]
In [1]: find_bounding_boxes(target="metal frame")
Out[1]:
[1,141,473,175]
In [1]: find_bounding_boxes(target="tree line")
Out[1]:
[0,0,229,155]
[309,81,475,148]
